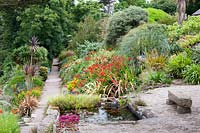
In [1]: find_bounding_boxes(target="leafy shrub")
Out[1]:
[0,113,20,133]
[119,24,170,59]
[145,8,175,25]
[15,0,74,58]
[183,64,200,84]
[32,77,44,87]
[48,94,100,113]
[17,87,42,103]
[69,16,102,49]
[61,50,136,97]
[105,6,148,46]
[3,66,26,95]
[77,41,102,58]
[149,0,177,15]
[39,66,48,81]
[177,34,200,48]
[12,45,48,65]
[166,53,192,78]
[168,16,200,42]
[59,50,75,62]
[141,71,171,86]
[192,46,200,64]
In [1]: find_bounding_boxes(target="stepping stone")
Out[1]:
[167,90,192,114]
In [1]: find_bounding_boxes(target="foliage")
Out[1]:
[48,94,100,113]
[12,45,48,65]
[145,8,176,25]
[77,41,102,58]
[166,52,192,78]
[141,70,171,86]
[59,50,75,62]
[119,24,170,59]
[72,1,104,22]
[0,113,20,133]
[39,66,48,81]
[19,95,38,117]
[60,50,136,97]
[32,77,44,87]
[115,0,147,11]
[145,50,167,71]
[183,64,200,85]
[149,0,177,15]
[168,16,200,43]
[105,6,148,46]
[16,87,42,103]
[15,0,74,58]
[192,46,200,64]
[3,66,26,95]
[69,16,102,49]
[176,34,200,48]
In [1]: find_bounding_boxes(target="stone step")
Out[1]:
[168,90,192,108]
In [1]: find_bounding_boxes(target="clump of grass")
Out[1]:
[48,94,100,113]
[134,99,147,106]
[0,113,20,133]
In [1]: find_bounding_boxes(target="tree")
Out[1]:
[15,0,74,59]
[177,0,186,25]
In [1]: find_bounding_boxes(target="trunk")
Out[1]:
[177,0,186,25]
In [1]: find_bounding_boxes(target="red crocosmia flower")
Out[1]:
[99,71,105,76]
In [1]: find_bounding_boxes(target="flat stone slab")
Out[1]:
[168,90,192,108]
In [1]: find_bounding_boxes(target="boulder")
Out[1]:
[168,90,192,108]
[167,90,192,114]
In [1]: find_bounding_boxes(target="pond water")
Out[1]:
[79,107,138,123]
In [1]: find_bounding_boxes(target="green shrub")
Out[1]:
[168,16,200,42]
[149,0,177,15]
[32,77,44,87]
[119,24,170,59]
[105,6,148,46]
[145,8,175,25]
[12,45,48,65]
[3,66,26,95]
[166,53,192,78]
[48,94,100,113]
[0,113,20,133]
[192,46,200,64]
[183,64,200,85]
[77,41,102,58]
[69,16,102,49]
[141,70,171,86]
[39,66,48,81]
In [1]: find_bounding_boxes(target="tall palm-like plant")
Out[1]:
[29,36,39,66]
[25,36,39,90]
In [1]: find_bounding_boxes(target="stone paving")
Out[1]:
[79,85,200,133]
[20,59,61,133]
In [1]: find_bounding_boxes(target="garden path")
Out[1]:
[79,85,200,133]
[20,59,61,133]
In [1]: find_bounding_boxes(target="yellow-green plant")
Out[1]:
[0,113,20,133]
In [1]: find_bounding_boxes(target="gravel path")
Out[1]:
[20,59,61,133]
[79,85,200,133]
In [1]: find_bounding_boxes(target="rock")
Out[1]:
[37,107,59,133]
[176,106,191,114]
[168,90,192,108]
[166,99,176,105]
